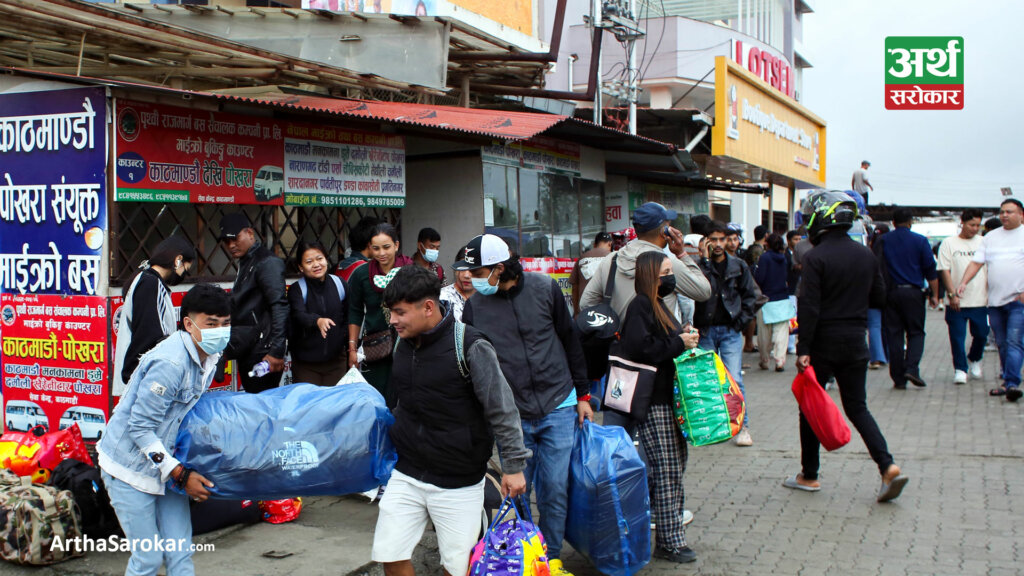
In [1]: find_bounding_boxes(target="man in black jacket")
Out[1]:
[788,190,908,503]
[219,213,288,393]
[374,266,529,576]
[693,221,758,446]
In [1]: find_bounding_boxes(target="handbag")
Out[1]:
[791,367,850,451]
[602,341,658,422]
[577,255,621,379]
[761,298,797,324]
[672,349,745,446]
[361,327,395,363]
[468,495,550,576]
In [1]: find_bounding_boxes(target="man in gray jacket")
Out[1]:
[580,202,712,322]
[459,234,591,576]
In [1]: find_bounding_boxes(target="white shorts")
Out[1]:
[372,469,485,575]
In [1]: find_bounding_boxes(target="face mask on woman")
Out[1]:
[657,274,676,298]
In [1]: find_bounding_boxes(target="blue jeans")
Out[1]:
[867,308,887,364]
[699,325,747,426]
[945,306,990,373]
[989,301,1024,388]
[101,471,194,576]
[520,406,575,559]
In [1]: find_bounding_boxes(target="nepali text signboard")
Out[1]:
[712,57,826,188]
[0,87,107,297]
[1,294,109,440]
[482,137,581,177]
[114,100,406,208]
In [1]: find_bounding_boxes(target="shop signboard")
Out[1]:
[522,257,574,308]
[482,137,581,177]
[1,294,109,440]
[114,99,285,205]
[712,57,826,188]
[0,87,107,297]
[283,124,406,208]
[301,0,533,37]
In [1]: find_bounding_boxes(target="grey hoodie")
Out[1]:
[579,239,712,323]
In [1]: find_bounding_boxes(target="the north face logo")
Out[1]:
[272,441,320,473]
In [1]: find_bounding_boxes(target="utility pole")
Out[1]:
[592,0,602,126]
[627,0,637,134]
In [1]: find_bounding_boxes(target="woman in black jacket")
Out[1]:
[753,234,794,371]
[288,241,349,386]
[619,251,701,564]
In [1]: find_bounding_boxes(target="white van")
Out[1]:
[58,406,107,441]
[5,400,48,432]
[254,165,284,201]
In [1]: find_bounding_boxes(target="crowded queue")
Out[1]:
[101,196,1024,575]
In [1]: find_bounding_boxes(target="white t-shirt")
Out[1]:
[852,169,870,193]
[937,234,986,308]
[972,225,1024,307]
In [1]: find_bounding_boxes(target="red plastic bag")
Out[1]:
[0,424,93,480]
[791,367,851,451]
[258,498,303,524]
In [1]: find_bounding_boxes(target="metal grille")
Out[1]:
[111,202,400,286]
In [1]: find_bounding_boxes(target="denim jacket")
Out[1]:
[97,331,219,495]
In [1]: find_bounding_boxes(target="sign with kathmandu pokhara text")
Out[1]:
[283,124,406,208]
[114,100,406,208]
[885,37,964,110]
[1,294,109,440]
[0,87,106,297]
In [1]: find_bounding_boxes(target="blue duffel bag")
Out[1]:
[171,382,396,500]
[565,420,650,576]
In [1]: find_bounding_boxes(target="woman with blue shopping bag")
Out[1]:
[754,234,796,371]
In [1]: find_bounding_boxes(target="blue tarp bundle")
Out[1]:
[565,421,650,576]
[172,382,396,500]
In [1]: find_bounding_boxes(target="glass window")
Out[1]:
[482,163,520,252]
[580,180,605,251]
[548,174,580,258]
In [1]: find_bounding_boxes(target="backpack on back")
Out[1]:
[49,460,121,539]
[0,469,84,565]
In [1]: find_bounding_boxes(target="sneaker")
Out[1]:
[735,427,753,447]
[953,370,967,385]
[548,559,575,576]
[653,546,697,563]
[682,509,694,526]
[969,360,983,380]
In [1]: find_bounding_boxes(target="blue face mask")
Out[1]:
[471,268,498,296]
[190,324,230,355]
[422,248,439,263]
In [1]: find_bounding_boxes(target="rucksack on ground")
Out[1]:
[0,469,84,565]
[50,460,121,539]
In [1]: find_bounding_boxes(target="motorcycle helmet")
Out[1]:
[802,189,859,244]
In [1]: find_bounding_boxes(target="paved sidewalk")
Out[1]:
[7,309,1021,576]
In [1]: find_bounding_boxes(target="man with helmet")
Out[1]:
[786,191,909,503]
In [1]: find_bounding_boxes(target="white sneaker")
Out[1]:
[953,370,967,385]
[735,427,753,446]
[969,361,983,380]
[682,509,694,525]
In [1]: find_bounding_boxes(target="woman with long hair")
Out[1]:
[347,223,412,406]
[754,234,794,371]
[619,251,701,564]
[289,241,349,386]
[113,236,195,396]
[867,224,891,369]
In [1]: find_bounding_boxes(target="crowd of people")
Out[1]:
[99,195,1024,575]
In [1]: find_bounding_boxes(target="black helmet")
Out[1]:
[802,190,859,243]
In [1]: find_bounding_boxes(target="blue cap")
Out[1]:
[631,202,678,233]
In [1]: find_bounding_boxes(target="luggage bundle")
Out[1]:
[468,496,550,576]
[565,421,650,576]
[172,382,397,500]
[672,349,745,446]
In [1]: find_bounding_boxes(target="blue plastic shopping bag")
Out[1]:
[172,382,396,500]
[565,421,650,576]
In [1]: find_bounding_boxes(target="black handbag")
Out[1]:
[576,254,621,379]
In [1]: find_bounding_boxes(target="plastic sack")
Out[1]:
[792,367,850,451]
[565,421,650,576]
[672,349,745,446]
[259,498,303,524]
[0,424,93,484]
[468,495,550,576]
[172,382,396,500]
[337,366,370,386]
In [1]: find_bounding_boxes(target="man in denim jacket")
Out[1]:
[97,284,231,575]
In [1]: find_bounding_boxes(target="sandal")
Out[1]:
[990,386,1007,396]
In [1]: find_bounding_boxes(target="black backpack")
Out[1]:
[50,460,122,539]
[576,254,621,379]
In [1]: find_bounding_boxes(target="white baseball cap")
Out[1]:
[452,234,512,270]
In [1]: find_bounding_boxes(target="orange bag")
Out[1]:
[0,424,93,483]
[791,367,851,451]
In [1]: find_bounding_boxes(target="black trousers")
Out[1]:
[884,286,927,385]
[801,332,894,480]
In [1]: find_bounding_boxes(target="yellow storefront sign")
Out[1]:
[712,56,826,187]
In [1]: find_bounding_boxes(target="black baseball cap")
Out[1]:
[219,213,252,240]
